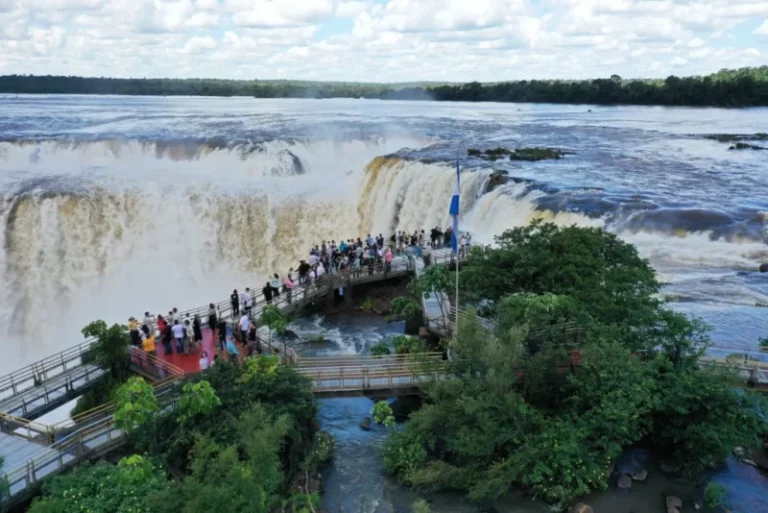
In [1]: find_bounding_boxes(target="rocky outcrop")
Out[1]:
[658,461,681,475]
[360,416,372,431]
[570,503,594,513]
[666,495,683,513]
[485,170,509,193]
[617,474,632,488]
[631,468,648,481]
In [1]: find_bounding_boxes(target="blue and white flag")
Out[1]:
[449,158,460,254]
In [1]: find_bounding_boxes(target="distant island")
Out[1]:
[1,66,766,107]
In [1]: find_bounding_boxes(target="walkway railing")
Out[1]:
[295,353,446,394]
[0,339,97,406]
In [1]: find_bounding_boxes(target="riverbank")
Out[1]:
[298,315,768,513]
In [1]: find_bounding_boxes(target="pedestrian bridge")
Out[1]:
[0,255,452,509]
[3,249,768,509]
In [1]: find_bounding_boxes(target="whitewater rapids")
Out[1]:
[2,97,768,371]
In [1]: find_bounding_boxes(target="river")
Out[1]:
[2,96,768,511]
[289,314,768,513]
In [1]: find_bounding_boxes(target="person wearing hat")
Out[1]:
[128,316,141,347]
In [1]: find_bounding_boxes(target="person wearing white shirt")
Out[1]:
[316,262,325,278]
[171,322,184,353]
[143,312,155,336]
[242,288,253,314]
[309,253,319,266]
[199,351,210,370]
[239,314,250,335]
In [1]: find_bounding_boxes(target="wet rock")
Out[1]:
[570,503,594,513]
[668,508,680,513]
[282,329,299,340]
[659,461,681,475]
[360,416,372,431]
[733,446,745,458]
[693,501,701,510]
[617,474,632,489]
[631,468,648,482]
[759,263,768,273]
[666,496,683,509]
[485,171,509,193]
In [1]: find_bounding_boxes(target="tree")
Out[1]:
[391,335,423,355]
[82,320,131,381]
[460,222,666,352]
[650,358,768,472]
[0,456,8,503]
[176,380,221,423]
[260,305,287,358]
[391,297,423,335]
[409,265,452,328]
[370,341,392,356]
[113,377,158,432]
[371,401,395,427]
[146,404,291,513]
[27,456,168,513]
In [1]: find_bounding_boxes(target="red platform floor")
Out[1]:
[153,326,247,374]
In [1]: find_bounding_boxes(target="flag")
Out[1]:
[449,158,460,254]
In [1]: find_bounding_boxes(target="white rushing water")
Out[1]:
[2,97,768,372]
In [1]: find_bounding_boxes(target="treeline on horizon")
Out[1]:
[1,66,767,107]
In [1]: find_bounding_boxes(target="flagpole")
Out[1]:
[455,152,460,339]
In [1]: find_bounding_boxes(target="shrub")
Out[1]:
[704,482,727,508]
[370,341,392,356]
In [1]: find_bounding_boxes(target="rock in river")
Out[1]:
[570,503,594,513]
[360,416,372,431]
[666,496,683,510]
[631,468,648,482]
[759,263,768,273]
[617,474,632,489]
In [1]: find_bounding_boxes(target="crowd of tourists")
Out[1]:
[127,226,469,368]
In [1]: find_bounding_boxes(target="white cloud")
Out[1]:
[29,26,66,54]
[183,34,215,52]
[0,0,765,80]
[187,11,219,28]
[336,1,369,18]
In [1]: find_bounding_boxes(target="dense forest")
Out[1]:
[1,66,767,106]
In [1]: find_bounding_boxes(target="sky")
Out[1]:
[0,0,766,82]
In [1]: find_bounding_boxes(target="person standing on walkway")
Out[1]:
[299,259,310,283]
[172,307,181,324]
[231,289,240,316]
[143,312,155,336]
[239,313,250,343]
[129,317,141,347]
[271,274,281,299]
[217,317,227,351]
[247,321,260,356]
[263,282,274,304]
[284,274,294,304]
[242,288,253,316]
[208,303,218,341]
[385,247,393,273]
[184,319,194,354]
[193,314,203,345]
[172,321,184,353]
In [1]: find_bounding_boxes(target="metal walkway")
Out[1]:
[0,340,107,420]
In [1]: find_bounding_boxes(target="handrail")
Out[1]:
[0,411,56,443]
[128,346,185,378]
[0,338,97,403]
